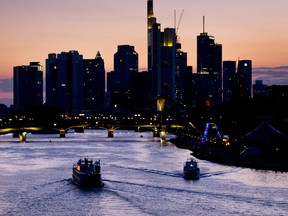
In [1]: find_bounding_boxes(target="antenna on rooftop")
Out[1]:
[203,15,205,33]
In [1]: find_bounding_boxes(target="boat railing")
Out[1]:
[73,158,101,173]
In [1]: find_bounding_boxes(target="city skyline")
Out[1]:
[1,0,288,105]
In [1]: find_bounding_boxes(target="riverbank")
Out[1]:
[170,136,288,172]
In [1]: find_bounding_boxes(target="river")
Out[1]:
[0,129,287,216]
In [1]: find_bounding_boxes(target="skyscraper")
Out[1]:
[238,60,252,98]
[195,17,222,107]
[83,51,105,113]
[231,60,252,101]
[46,51,83,114]
[223,60,236,103]
[147,0,161,100]
[147,0,184,104]
[108,45,138,112]
[113,45,138,89]
[161,28,176,100]
[13,62,43,111]
[175,50,193,107]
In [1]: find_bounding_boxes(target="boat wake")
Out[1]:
[109,163,182,178]
[200,167,241,178]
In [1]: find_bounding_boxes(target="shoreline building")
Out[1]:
[46,51,83,115]
[13,62,43,111]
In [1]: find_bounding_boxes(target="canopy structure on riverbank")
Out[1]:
[243,121,288,152]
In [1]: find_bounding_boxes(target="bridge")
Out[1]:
[0,96,197,142]
[0,123,188,143]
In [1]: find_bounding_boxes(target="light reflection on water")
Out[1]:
[0,130,287,216]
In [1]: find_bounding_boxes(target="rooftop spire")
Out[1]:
[147,0,156,30]
[147,0,154,18]
[95,51,101,59]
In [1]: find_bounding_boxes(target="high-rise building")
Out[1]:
[161,28,176,100]
[83,51,105,113]
[175,50,193,107]
[108,45,138,112]
[223,61,236,103]
[147,0,161,100]
[46,51,83,114]
[147,0,187,106]
[113,45,138,89]
[238,60,252,98]
[195,17,222,107]
[231,60,252,101]
[13,62,43,111]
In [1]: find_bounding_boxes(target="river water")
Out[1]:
[0,129,287,216]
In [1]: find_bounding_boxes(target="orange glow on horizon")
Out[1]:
[0,0,288,82]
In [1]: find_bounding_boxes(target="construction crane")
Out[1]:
[176,10,184,36]
[174,10,184,49]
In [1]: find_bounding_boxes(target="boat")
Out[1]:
[72,158,104,188]
[183,157,200,180]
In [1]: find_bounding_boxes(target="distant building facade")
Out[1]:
[46,51,83,114]
[13,62,43,111]
[253,80,267,97]
[266,85,288,105]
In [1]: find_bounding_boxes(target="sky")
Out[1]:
[1,0,288,105]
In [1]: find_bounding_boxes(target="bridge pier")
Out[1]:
[161,130,166,142]
[108,128,114,138]
[59,129,66,138]
[19,132,27,142]
[153,128,160,137]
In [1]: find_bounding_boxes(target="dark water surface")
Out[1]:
[0,130,287,216]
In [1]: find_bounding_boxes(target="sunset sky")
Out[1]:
[1,0,288,105]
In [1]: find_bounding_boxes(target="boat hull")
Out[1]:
[72,170,103,188]
[183,167,200,180]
